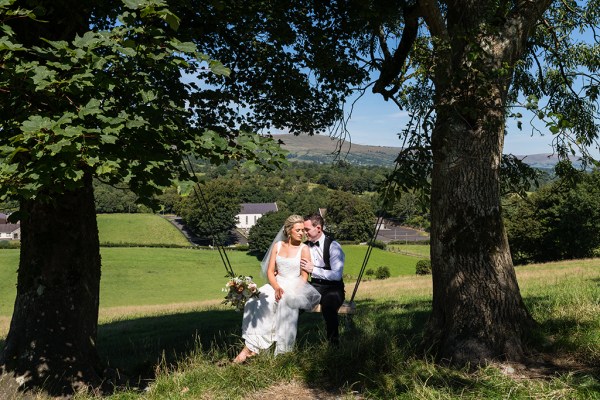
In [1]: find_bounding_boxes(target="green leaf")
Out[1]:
[123,0,143,10]
[100,135,118,144]
[140,89,157,102]
[158,9,180,30]
[208,60,230,77]
[0,36,24,51]
[31,65,57,89]
[5,147,28,162]
[177,180,196,196]
[47,139,71,155]
[84,156,100,166]
[21,116,53,133]
[172,41,196,53]
[126,118,146,129]
[79,98,102,117]
[95,159,121,176]
[72,31,101,49]
[65,168,84,181]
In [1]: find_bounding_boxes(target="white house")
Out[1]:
[236,203,278,229]
[0,223,20,240]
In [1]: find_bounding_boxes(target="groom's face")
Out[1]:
[303,220,322,241]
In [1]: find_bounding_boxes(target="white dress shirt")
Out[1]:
[309,233,345,281]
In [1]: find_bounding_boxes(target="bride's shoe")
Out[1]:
[233,347,256,364]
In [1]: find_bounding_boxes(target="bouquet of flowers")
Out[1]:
[222,275,260,312]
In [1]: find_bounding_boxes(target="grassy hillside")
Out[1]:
[97,213,190,247]
[1,246,599,399]
[0,245,418,317]
[275,133,564,168]
[275,133,400,166]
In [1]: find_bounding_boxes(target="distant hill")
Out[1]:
[513,153,578,170]
[274,134,565,169]
[274,134,400,166]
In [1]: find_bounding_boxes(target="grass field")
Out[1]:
[387,243,431,258]
[97,213,190,247]
[0,245,419,317]
[66,259,600,399]
[2,214,599,399]
[0,213,420,318]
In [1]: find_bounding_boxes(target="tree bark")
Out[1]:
[423,31,536,365]
[0,172,104,395]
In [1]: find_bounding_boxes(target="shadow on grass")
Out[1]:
[97,309,243,382]
[0,338,4,350]
[526,294,600,363]
[98,295,600,398]
[97,298,432,387]
[296,298,432,394]
[297,297,600,397]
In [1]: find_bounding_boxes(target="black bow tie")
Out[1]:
[308,240,320,247]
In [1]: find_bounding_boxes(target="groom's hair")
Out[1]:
[304,213,324,228]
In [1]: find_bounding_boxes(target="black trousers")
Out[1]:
[311,280,345,342]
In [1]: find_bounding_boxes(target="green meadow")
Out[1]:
[97,213,190,247]
[0,213,418,316]
[1,214,599,399]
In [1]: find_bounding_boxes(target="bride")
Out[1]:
[233,214,321,363]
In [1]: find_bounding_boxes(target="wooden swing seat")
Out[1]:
[311,301,356,315]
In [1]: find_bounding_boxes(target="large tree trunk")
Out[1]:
[423,38,536,365]
[0,172,104,395]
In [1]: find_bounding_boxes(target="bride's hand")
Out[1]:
[274,286,284,302]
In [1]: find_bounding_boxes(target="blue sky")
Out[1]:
[339,92,562,156]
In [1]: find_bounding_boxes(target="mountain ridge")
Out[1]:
[274,134,563,169]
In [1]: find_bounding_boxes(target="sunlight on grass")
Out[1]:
[2,235,600,399]
[387,243,431,258]
[97,213,190,247]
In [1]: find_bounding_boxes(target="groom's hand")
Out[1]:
[300,258,314,274]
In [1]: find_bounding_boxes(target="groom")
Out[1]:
[300,213,345,344]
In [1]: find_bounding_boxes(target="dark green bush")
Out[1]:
[368,239,387,250]
[365,268,374,276]
[0,240,20,249]
[375,266,391,280]
[415,259,432,275]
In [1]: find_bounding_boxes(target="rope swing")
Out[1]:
[182,153,401,316]
[183,155,236,278]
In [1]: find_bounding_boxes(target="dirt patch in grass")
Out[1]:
[497,351,599,380]
[246,380,362,400]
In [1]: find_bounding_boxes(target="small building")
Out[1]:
[236,203,278,229]
[0,223,20,240]
[0,213,7,224]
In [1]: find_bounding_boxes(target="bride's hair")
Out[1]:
[283,214,304,239]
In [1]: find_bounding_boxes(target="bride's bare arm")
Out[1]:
[267,242,284,301]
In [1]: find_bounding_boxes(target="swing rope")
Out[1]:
[182,146,403,311]
[348,160,402,305]
[183,155,236,278]
[348,215,384,303]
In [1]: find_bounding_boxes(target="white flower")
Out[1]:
[221,275,260,311]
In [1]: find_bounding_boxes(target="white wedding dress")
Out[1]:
[241,242,321,355]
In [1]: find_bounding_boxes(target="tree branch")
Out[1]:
[372,4,420,100]
[418,0,448,39]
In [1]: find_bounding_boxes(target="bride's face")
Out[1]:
[288,222,305,243]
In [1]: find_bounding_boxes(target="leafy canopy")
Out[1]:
[0,0,287,207]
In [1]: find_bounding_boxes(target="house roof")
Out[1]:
[239,203,278,214]
[0,223,20,233]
